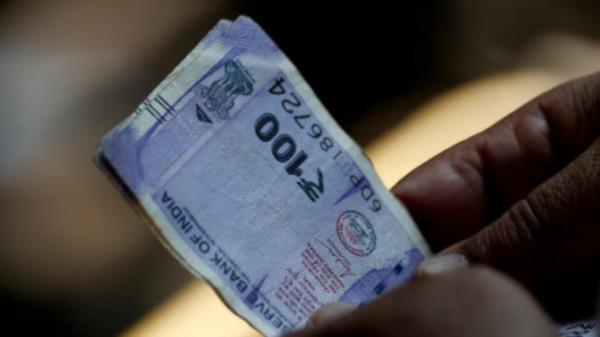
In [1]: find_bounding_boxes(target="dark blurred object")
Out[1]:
[240,1,443,132]
[1,293,75,336]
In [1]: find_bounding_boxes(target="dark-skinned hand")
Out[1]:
[288,71,600,337]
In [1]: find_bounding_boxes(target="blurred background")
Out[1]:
[1,0,600,336]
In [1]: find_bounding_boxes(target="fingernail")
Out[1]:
[307,302,356,328]
[416,253,469,276]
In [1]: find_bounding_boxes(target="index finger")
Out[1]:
[392,72,600,251]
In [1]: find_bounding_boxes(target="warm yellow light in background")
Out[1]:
[122,69,564,337]
[122,282,261,337]
[366,70,562,187]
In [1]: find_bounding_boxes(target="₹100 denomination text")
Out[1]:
[95,16,429,336]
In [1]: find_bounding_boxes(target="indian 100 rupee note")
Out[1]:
[95,16,430,336]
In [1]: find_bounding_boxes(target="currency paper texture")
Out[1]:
[95,16,430,336]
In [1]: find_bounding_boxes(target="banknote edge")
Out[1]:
[235,15,431,254]
[94,15,431,335]
[94,149,280,336]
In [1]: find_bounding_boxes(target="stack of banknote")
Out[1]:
[95,16,597,337]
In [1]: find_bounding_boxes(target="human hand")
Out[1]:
[287,72,600,337]
[287,267,555,337]
[393,72,600,320]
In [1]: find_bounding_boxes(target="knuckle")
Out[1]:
[586,138,600,185]
[537,72,600,153]
[573,137,600,211]
[495,198,544,251]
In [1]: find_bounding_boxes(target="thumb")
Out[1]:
[443,138,600,280]
[306,302,355,328]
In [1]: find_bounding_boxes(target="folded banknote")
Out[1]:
[95,16,430,336]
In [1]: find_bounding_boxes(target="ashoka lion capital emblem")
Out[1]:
[200,60,254,120]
